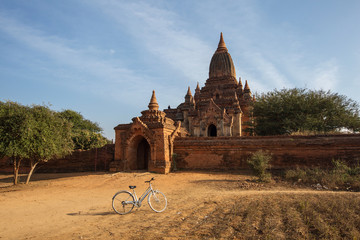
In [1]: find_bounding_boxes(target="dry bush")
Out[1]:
[247,150,272,182]
[284,160,360,191]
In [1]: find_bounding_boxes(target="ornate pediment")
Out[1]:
[203,98,222,117]
[123,117,154,145]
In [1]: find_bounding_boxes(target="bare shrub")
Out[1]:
[284,160,360,191]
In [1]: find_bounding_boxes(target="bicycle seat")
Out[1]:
[129,186,136,189]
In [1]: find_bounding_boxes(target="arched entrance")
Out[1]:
[137,137,150,169]
[126,135,151,170]
[208,124,217,137]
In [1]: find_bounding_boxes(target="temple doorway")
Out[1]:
[137,137,150,169]
[208,124,217,137]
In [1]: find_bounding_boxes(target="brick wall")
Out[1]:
[2,135,360,173]
[0,144,115,173]
[173,134,360,170]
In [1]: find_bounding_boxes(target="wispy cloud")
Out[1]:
[0,11,158,106]
[245,51,290,89]
[91,1,212,85]
[311,59,339,91]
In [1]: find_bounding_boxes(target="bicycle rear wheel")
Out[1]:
[112,191,135,215]
[148,190,167,213]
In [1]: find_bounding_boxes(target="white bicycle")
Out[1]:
[112,177,167,215]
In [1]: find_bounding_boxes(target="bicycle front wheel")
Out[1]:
[148,190,167,213]
[112,191,135,215]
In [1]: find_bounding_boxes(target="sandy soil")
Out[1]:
[0,171,357,240]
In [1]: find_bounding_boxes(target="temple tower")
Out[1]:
[165,33,253,136]
[111,90,187,174]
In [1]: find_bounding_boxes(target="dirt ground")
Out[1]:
[0,171,359,240]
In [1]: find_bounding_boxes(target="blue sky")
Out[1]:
[1,0,359,140]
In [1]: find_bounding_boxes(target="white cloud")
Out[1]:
[0,12,157,106]
[91,1,212,85]
[246,51,290,89]
[311,59,339,91]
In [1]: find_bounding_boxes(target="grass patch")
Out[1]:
[284,160,360,191]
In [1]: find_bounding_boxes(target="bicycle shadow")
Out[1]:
[66,208,151,216]
[67,211,116,216]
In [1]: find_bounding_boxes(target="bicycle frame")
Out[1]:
[131,183,153,207]
[112,177,167,214]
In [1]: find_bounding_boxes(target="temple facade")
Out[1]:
[164,33,254,137]
[111,33,254,173]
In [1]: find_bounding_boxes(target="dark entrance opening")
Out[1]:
[208,124,217,137]
[137,138,150,169]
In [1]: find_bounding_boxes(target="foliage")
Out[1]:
[59,110,102,132]
[247,150,272,182]
[0,101,31,184]
[25,105,74,183]
[59,110,109,150]
[72,129,109,150]
[0,101,74,184]
[252,88,360,135]
[0,101,31,159]
[284,160,360,191]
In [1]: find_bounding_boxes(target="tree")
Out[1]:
[59,110,102,132]
[0,101,74,184]
[25,105,74,184]
[252,88,360,135]
[0,101,31,184]
[59,110,109,150]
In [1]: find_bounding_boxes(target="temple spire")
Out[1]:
[216,32,228,53]
[239,77,243,88]
[186,86,192,96]
[195,82,200,92]
[244,80,250,92]
[148,90,159,111]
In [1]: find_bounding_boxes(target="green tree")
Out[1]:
[0,102,74,184]
[59,110,109,150]
[25,105,74,184]
[0,101,31,184]
[252,88,360,135]
[59,110,102,132]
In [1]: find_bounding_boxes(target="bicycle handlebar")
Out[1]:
[145,177,155,183]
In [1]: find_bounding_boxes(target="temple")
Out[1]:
[111,33,254,173]
[164,32,254,137]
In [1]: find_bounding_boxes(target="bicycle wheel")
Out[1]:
[112,191,135,215]
[148,190,167,213]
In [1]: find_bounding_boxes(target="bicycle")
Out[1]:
[112,177,167,215]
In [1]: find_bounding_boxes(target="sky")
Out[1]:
[1,0,359,140]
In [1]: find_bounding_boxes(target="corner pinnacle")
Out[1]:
[196,82,200,92]
[186,86,192,96]
[148,90,159,111]
[244,80,250,90]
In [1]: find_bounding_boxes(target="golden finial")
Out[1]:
[216,32,228,52]
[148,90,159,111]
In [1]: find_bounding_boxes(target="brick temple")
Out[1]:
[111,33,255,173]
[2,33,355,174]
